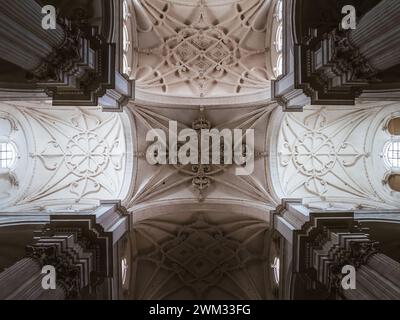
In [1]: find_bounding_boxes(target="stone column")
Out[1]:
[0,0,65,71]
[343,253,400,300]
[0,257,67,300]
[322,0,400,84]
[0,232,94,300]
[0,202,129,300]
[310,229,400,300]
[0,0,134,109]
[348,0,400,72]
[0,258,44,300]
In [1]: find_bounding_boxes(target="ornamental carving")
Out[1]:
[26,244,82,298]
[329,30,377,82]
[30,20,81,82]
[129,104,274,206]
[132,0,271,98]
[275,106,400,209]
[129,213,270,300]
[0,103,130,212]
[310,229,379,292]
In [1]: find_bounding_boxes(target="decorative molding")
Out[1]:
[129,212,271,299]
[290,211,380,298]
[274,105,400,209]
[127,103,277,208]
[0,103,132,212]
[131,0,272,102]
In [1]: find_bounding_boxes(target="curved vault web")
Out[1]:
[124,0,279,105]
[124,212,272,300]
[0,102,133,213]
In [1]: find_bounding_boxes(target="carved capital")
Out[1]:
[292,212,381,297]
[26,244,81,299]
[327,240,380,291]
[30,20,82,82]
[330,30,377,81]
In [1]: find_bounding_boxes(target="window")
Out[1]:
[277,0,283,21]
[388,117,400,136]
[388,174,400,192]
[273,0,283,77]
[0,142,17,169]
[384,140,400,168]
[275,54,283,77]
[275,24,283,52]
[123,0,132,76]
[271,256,280,285]
[121,257,128,285]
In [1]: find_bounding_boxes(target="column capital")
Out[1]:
[0,0,134,110]
[273,0,400,107]
[26,234,87,299]
[290,211,381,297]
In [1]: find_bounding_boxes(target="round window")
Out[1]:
[384,140,400,168]
[0,142,17,170]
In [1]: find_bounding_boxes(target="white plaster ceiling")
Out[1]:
[128,0,274,105]
[270,101,400,210]
[124,102,279,214]
[0,101,133,213]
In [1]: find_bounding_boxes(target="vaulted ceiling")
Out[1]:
[269,102,400,210]
[0,101,133,212]
[127,0,276,105]
[124,102,278,215]
[124,211,272,300]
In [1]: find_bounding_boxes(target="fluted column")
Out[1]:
[368,253,400,285]
[0,233,94,300]
[0,257,66,300]
[311,230,400,300]
[0,258,41,299]
[348,0,400,71]
[344,255,400,300]
[0,0,65,71]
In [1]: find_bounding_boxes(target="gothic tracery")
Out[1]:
[131,0,273,101]
[0,0,400,302]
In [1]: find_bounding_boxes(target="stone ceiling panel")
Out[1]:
[0,101,134,213]
[270,102,400,210]
[125,211,271,300]
[130,0,273,104]
[125,102,278,212]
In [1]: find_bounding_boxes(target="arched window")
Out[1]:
[273,0,283,78]
[0,141,17,170]
[275,24,283,52]
[123,0,133,76]
[271,256,280,285]
[121,257,128,285]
